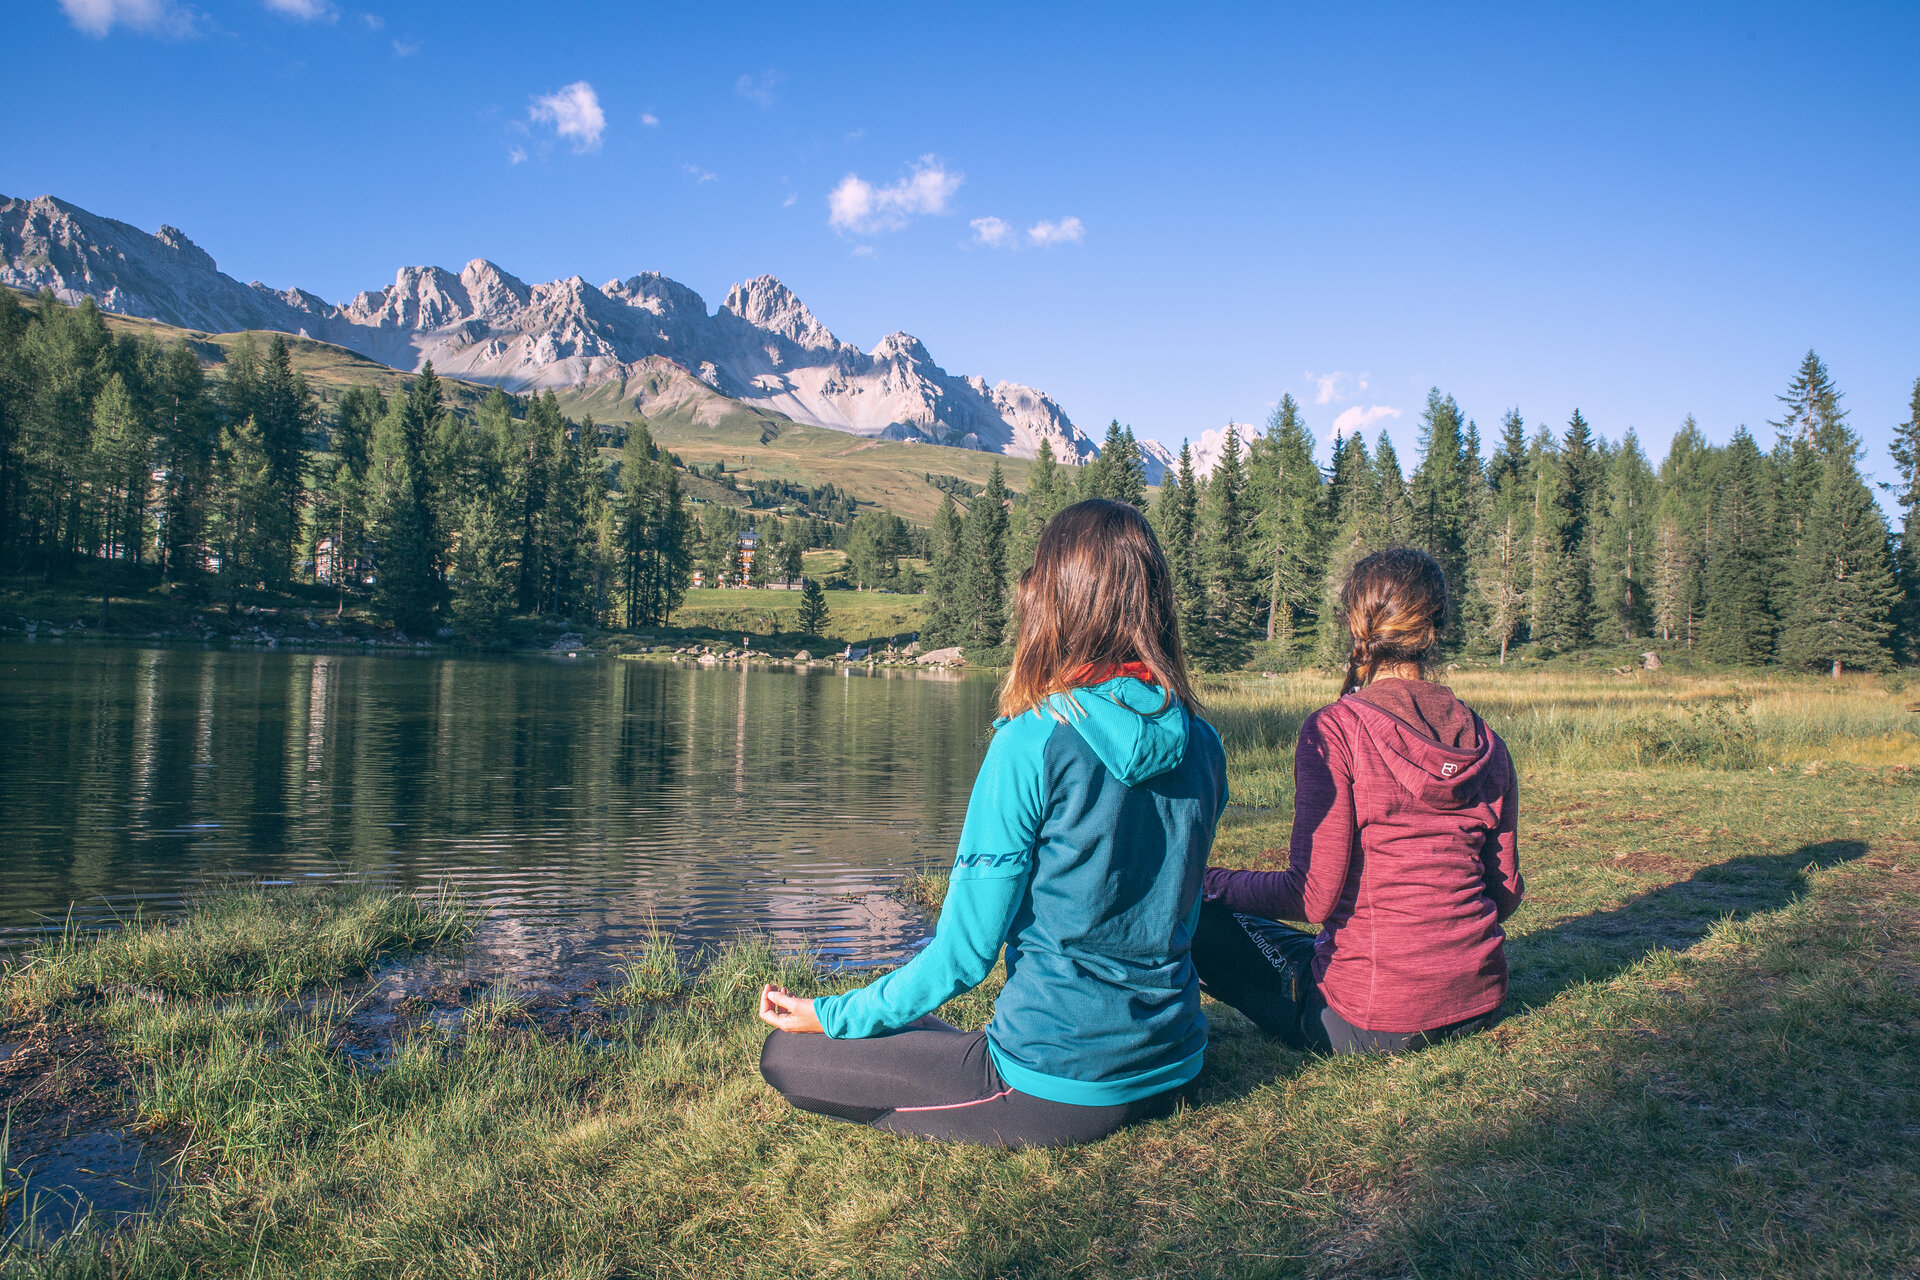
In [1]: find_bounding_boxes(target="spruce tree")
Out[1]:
[1469,411,1532,661]
[1081,421,1146,508]
[153,340,213,581]
[1156,442,1208,657]
[1888,376,1920,661]
[252,335,315,583]
[1651,416,1712,647]
[1372,430,1409,545]
[1409,389,1474,629]
[1699,428,1775,665]
[1202,425,1256,664]
[1317,432,1379,664]
[1249,395,1325,654]
[213,414,280,603]
[1778,442,1898,675]
[925,490,965,646]
[1593,430,1655,641]
[797,576,830,638]
[1538,410,1600,650]
[958,464,1010,648]
[450,495,517,639]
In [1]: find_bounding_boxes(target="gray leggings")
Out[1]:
[1190,901,1494,1053]
[759,1019,1184,1149]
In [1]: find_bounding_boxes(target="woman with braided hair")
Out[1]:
[1191,548,1524,1053]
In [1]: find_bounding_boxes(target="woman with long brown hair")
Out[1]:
[1193,548,1524,1053]
[757,499,1228,1148]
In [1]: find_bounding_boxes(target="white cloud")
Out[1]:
[360,11,381,27]
[828,156,962,235]
[60,0,198,37]
[851,245,876,258]
[640,112,659,127]
[507,146,527,166]
[390,37,416,55]
[264,0,334,20]
[1307,371,1371,405]
[735,69,784,107]
[530,81,605,153]
[1329,404,1402,441]
[970,216,1014,248]
[685,165,719,184]
[781,191,798,208]
[1027,216,1084,247]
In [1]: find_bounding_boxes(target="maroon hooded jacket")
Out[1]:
[1204,681,1523,1033]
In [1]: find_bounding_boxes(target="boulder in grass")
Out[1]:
[917,646,964,666]
[792,650,812,663]
[1642,651,1662,670]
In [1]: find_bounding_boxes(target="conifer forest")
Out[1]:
[2,288,1913,672]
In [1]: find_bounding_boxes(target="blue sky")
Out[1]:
[8,2,1919,501]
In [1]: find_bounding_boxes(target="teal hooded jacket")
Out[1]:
[813,676,1229,1106]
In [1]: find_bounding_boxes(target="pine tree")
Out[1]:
[1699,428,1775,664]
[958,464,1010,648]
[1155,441,1208,656]
[1079,421,1146,508]
[87,372,150,578]
[1202,425,1257,664]
[1537,410,1600,650]
[925,490,965,646]
[251,334,315,583]
[369,400,439,637]
[1593,429,1655,641]
[1778,441,1898,675]
[1248,395,1325,655]
[1007,437,1066,588]
[211,414,279,604]
[1409,389,1474,629]
[797,576,830,638]
[1888,377,1920,661]
[1651,416,1712,647]
[450,495,517,639]
[1318,431,1379,664]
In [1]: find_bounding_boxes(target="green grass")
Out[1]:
[3,672,1917,1277]
[668,587,925,645]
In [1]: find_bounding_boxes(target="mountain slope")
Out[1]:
[0,192,1120,471]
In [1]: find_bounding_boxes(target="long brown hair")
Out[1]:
[1337,548,1449,696]
[999,499,1199,720]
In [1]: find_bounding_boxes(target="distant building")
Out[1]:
[693,527,763,589]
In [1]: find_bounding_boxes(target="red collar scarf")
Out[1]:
[1065,661,1160,688]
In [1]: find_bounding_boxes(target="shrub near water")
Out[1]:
[3,885,473,1016]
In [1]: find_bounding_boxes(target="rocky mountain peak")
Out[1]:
[722,275,840,351]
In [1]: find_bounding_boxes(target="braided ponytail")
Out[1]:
[1335,550,1449,696]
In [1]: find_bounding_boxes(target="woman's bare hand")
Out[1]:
[758,984,824,1033]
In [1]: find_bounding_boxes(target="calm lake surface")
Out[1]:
[0,644,997,972]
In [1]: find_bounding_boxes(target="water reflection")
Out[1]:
[0,646,996,968]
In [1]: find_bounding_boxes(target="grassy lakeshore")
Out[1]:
[3,671,1918,1278]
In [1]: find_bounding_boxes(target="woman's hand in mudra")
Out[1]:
[759,984,824,1033]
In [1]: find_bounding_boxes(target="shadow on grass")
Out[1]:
[1350,847,1918,1278]
[1505,838,1868,1010]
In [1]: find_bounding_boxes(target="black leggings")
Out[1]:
[1190,901,1494,1053]
[759,1017,1184,1149]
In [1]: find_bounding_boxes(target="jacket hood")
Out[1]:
[1007,677,1190,786]
[1342,693,1497,809]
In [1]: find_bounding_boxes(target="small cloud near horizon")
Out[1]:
[736,69,784,107]
[530,81,605,153]
[1330,404,1401,441]
[59,0,201,37]
[1027,216,1084,247]
[829,156,961,235]
[972,215,1085,249]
